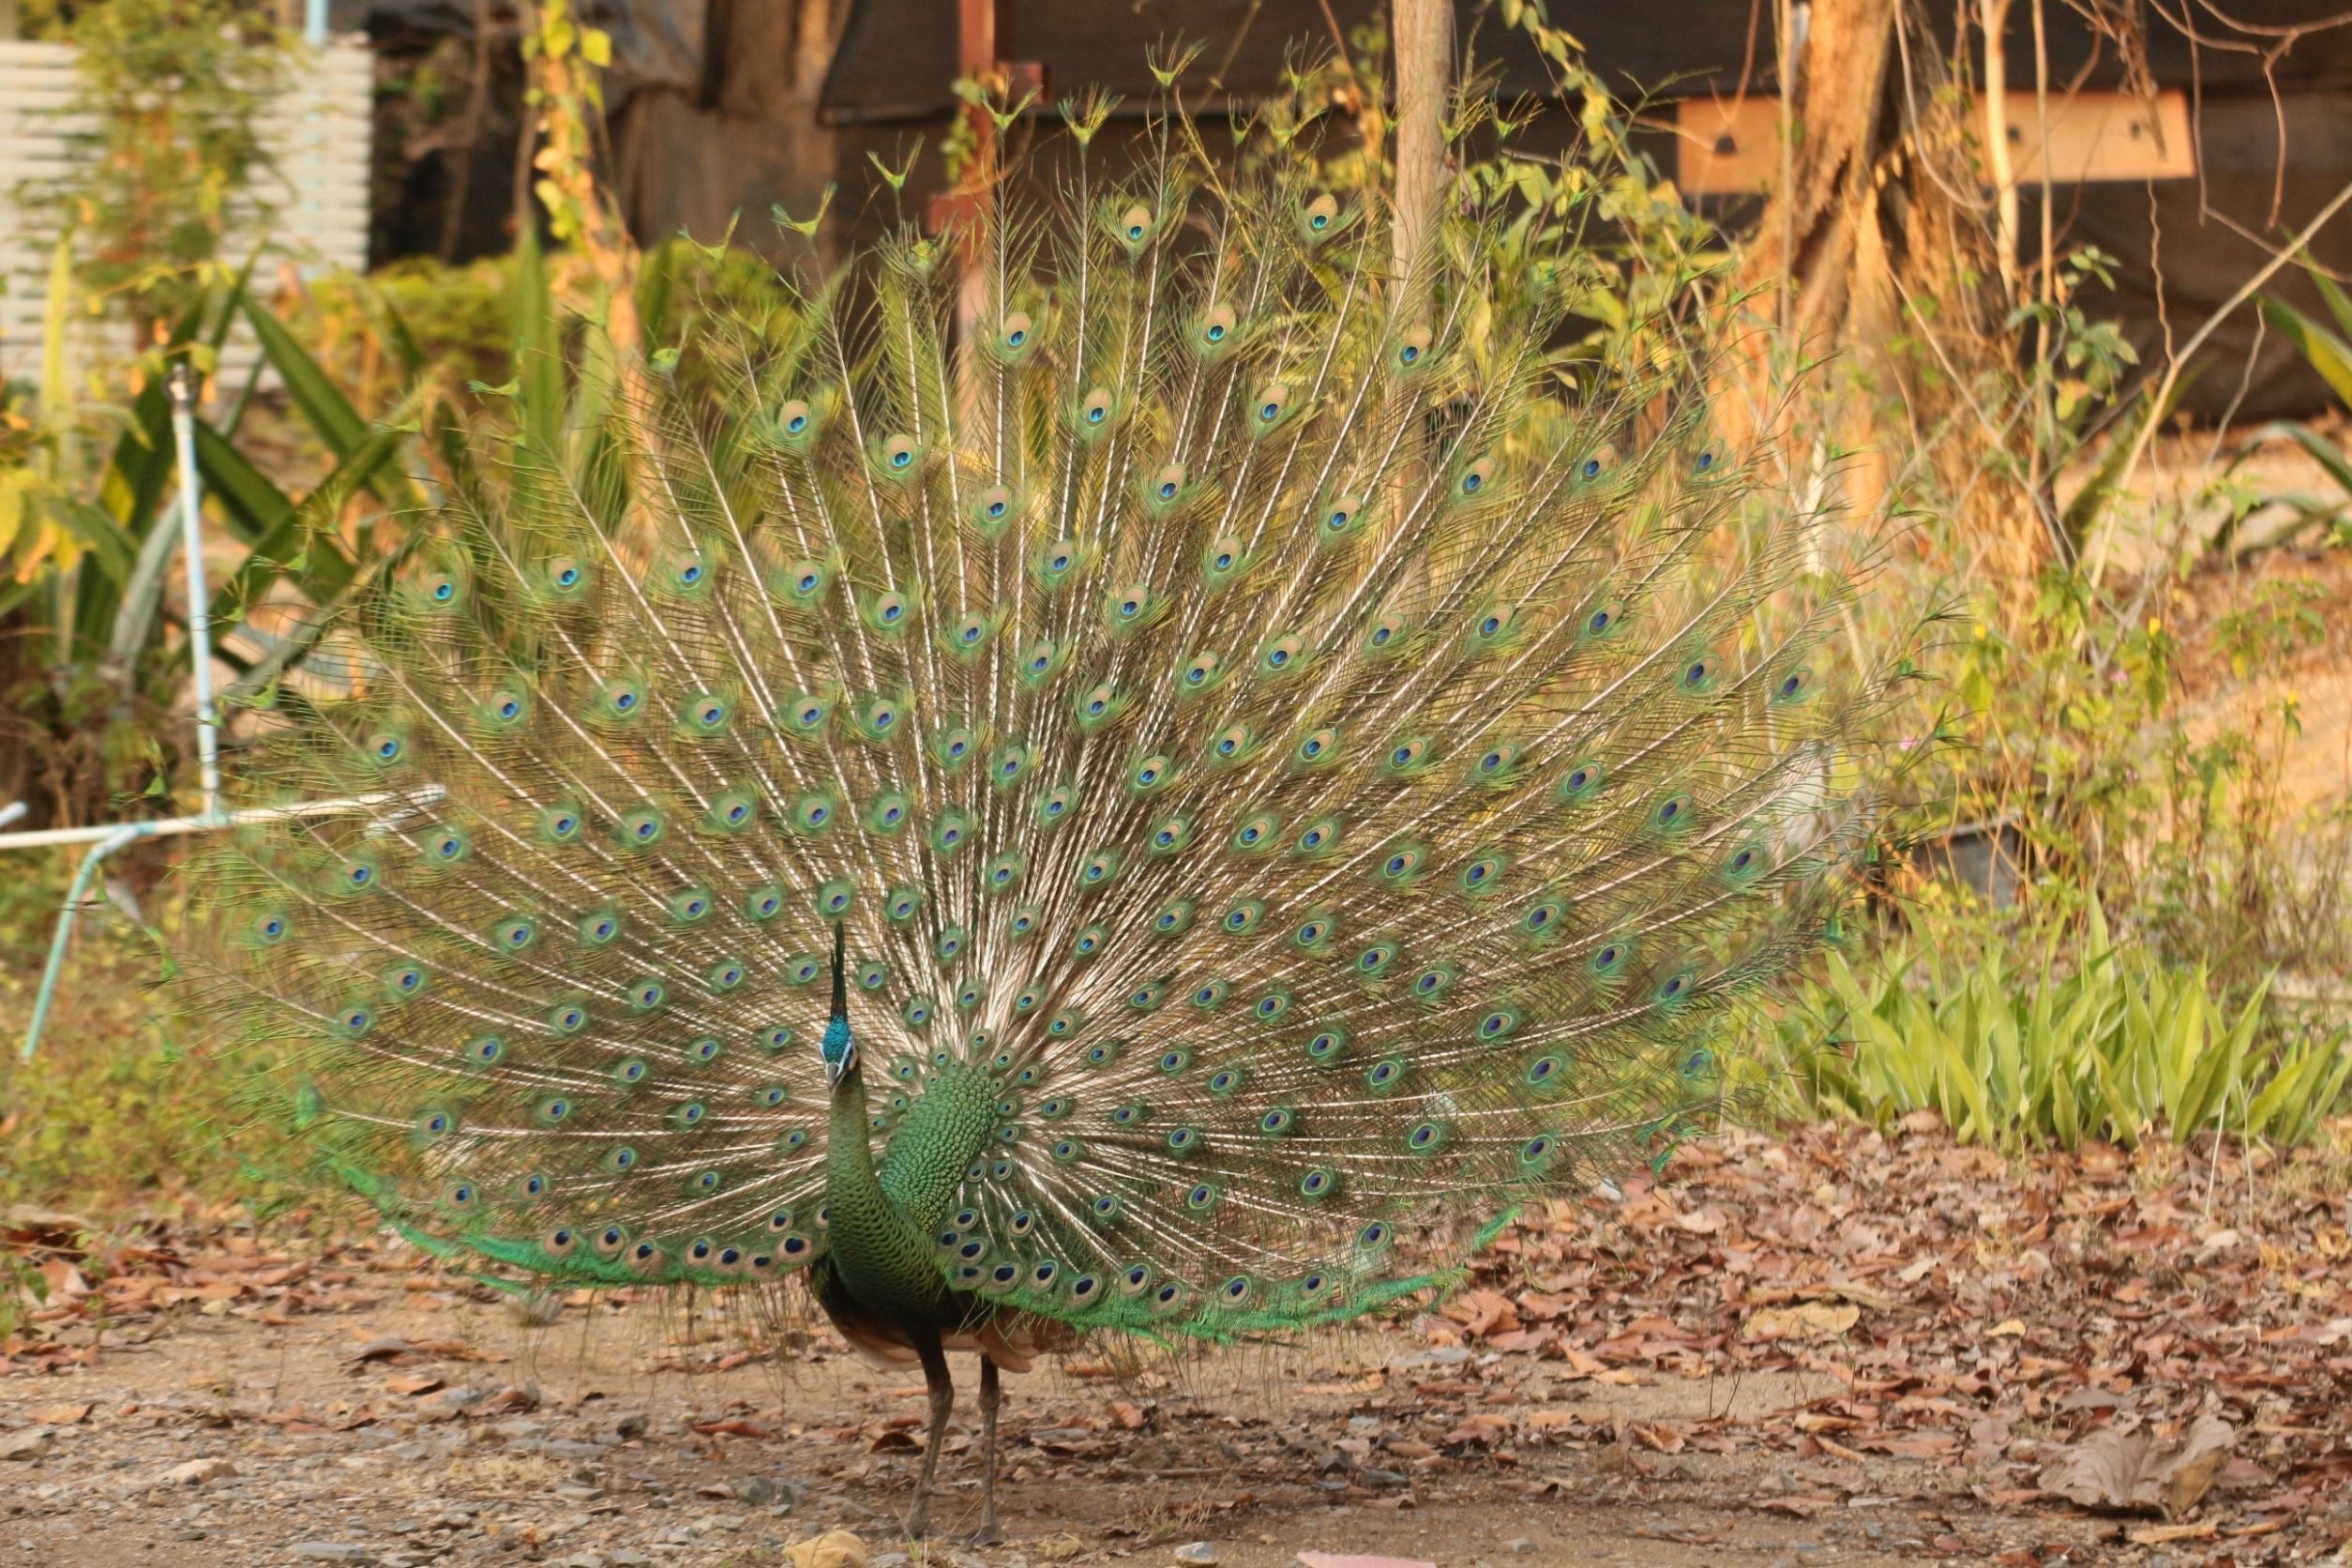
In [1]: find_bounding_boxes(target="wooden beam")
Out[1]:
[927,0,1043,234]
[1678,89,2194,197]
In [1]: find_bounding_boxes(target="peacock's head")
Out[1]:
[822,923,855,1089]
[821,1015,857,1088]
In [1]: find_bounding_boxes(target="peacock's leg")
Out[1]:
[965,1354,1006,1546]
[907,1332,955,1541]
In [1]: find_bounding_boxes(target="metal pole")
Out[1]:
[22,826,141,1063]
[168,365,222,822]
[305,0,327,47]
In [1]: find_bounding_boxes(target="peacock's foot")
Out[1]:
[963,1519,1008,1547]
[904,1504,929,1542]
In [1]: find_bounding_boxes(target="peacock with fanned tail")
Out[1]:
[192,95,1893,1545]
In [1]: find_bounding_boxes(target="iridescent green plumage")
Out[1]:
[192,90,1893,1542]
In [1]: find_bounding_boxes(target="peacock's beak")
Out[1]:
[823,1044,856,1090]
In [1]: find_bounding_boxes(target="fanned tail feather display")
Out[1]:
[194,98,1895,1353]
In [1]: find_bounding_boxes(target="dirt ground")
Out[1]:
[8,1119,2348,1568]
[0,1283,2095,1568]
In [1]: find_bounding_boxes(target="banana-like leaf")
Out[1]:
[2260,293,2352,408]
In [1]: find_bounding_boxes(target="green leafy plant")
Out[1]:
[1769,909,2352,1149]
[0,1254,49,1342]
[2231,266,2352,552]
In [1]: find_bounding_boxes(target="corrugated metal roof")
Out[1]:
[0,39,373,389]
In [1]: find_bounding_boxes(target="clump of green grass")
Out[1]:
[1766,907,2352,1149]
[0,863,291,1214]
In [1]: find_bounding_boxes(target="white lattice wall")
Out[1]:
[0,38,371,387]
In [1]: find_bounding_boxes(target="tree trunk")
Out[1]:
[1390,0,1452,287]
[1733,0,2046,602]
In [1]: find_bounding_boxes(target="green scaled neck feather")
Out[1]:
[188,75,1903,1544]
[820,929,999,1326]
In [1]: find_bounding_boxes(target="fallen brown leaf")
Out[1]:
[1739,1301,1860,1344]
[2038,1414,2235,1518]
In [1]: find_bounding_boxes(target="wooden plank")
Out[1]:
[1675,88,2194,196]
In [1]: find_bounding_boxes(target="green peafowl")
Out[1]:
[192,97,1892,1545]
